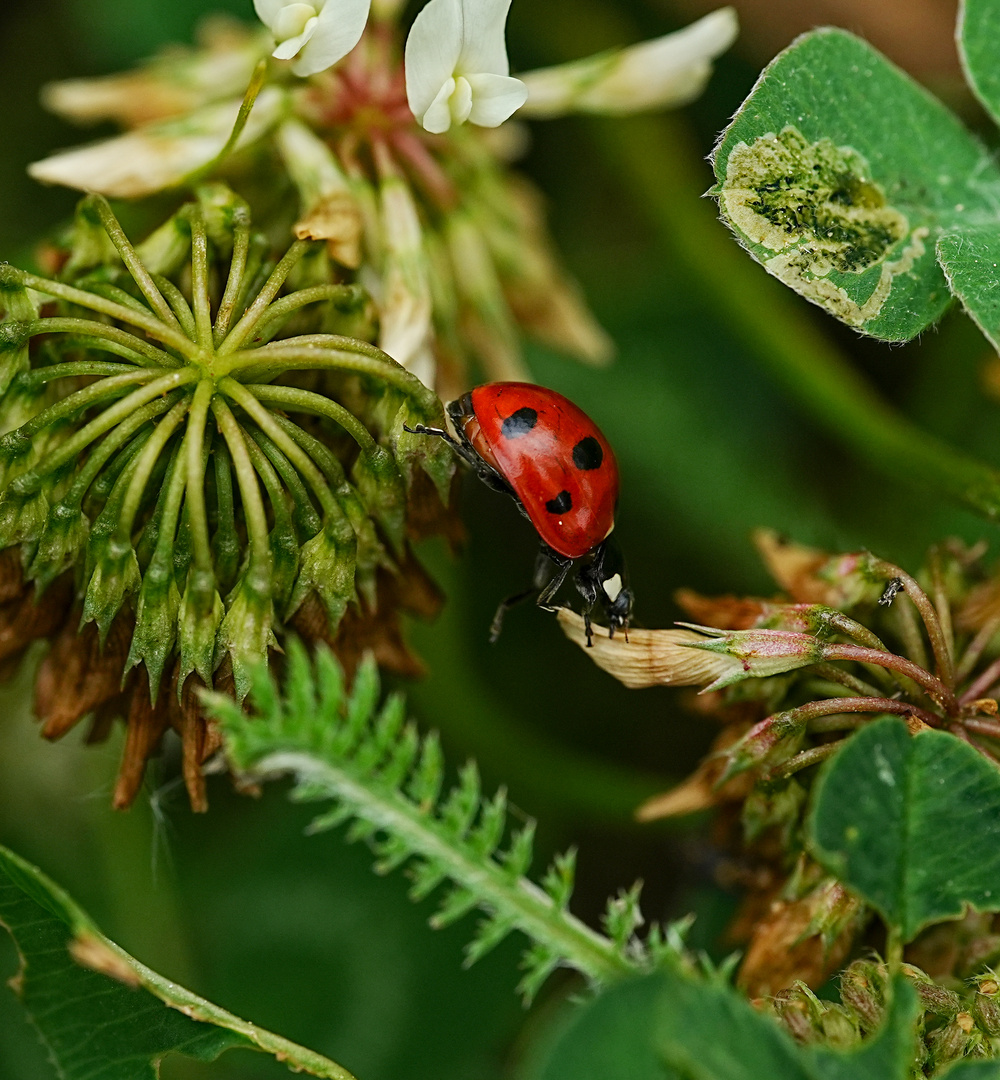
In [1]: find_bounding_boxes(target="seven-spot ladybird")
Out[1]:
[405,382,632,645]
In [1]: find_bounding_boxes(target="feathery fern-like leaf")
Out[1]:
[205,640,685,1002]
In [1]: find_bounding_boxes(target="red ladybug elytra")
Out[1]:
[406,382,632,645]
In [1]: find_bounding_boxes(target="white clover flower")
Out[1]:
[254,0,372,77]
[518,8,738,118]
[404,0,527,134]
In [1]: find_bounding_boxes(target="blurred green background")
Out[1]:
[0,0,994,1076]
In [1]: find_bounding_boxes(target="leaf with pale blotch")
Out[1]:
[0,843,356,1080]
[712,28,1000,341]
[809,716,1000,941]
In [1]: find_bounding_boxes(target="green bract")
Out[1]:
[0,187,453,701]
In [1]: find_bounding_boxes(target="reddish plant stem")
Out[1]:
[961,653,1000,705]
[821,644,957,714]
[873,560,955,689]
[956,615,1000,683]
[802,697,942,731]
[962,716,1000,739]
[769,742,842,780]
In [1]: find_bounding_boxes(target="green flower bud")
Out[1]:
[64,195,121,276]
[268,513,300,613]
[352,445,406,556]
[216,567,276,702]
[82,532,140,642]
[0,271,38,321]
[839,959,888,1034]
[683,626,826,691]
[0,477,50,549]
[717,710,807,784]
[286,516,357,632]
[27,499,89,592]
[178,567,224,689]
[125,551,180,699]
[0,321,31,399]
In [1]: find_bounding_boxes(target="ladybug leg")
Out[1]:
[535,553,572,610]
[572,560,601,648]
[489,550,556,642]
[402,423,480,468]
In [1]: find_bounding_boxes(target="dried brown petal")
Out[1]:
[0,573,75,663]
[35,611,133,739]
[113,673,173,809]
[636,725,754,821]
[737,885,861,997]
[559,609,743,689]
[674,588,769,630]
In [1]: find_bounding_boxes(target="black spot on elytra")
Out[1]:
[572,435,603,471]
[546,490,572,515]
[500,407,538,439]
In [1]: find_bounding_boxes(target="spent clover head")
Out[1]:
[28,6,737,391]
[564,532,1000,997]
[0,187,452,809]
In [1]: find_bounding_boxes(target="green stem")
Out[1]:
[189,58,269,185]
[185,380,215,574]
[255,284,365,338]
[217,240,311,355]
[8,269,198,360]
[240,382,377,453]
[589,110,1000,523]
[116,397,191,541]
[146,438,189,570]
[187,208,214,349]
[65,392,183,508]
[211,396,270,569]
[244,425,322,537]
[22,361,141,383]
[226,340,437,412]
[870,559,955,688]
[214,212,251,346]
[152,274,198,341]
[220,378,341,518]
[24,317,178,367]
[89,194,182,334]
[8,369,190,465]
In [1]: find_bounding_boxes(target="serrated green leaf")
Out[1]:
[809,716,1000,941]
[0,843,355,1080]
[959,0,1000,127]
[712,28,1000,340]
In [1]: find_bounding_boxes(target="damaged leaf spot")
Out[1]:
[720,125,926,326]
[69,930,141,988]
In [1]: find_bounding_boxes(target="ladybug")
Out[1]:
[405,382,632,645]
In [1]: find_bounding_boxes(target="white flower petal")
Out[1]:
[466,72,526,127]
[254,0,290,27]
[519,7,738,119]
[456,0,513,76]
[404,0,463,120]
[290,0,371,75]
[272,3,318,40]
[272,18,319,60]
[421,78,457,133]
[28,89,286,199]
[451,76,474,125]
